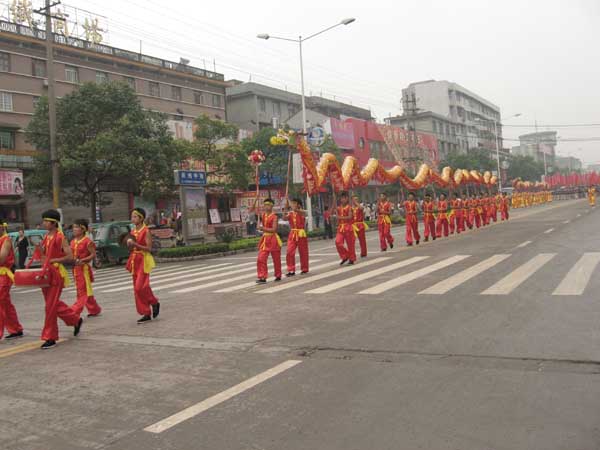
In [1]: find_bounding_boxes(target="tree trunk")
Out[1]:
[90,191,97,223]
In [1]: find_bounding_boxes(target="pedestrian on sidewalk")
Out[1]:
[255,198,282,283]
[403,192,420,246]
[334,192,356,265]
[38,209,83,349]
[352,195,368,258]
[16,228,29,269]
[284,198,309,277]
[69,219,102,318]
[377,193,394,251]
[0,219,23,341]
[126,208,160,324]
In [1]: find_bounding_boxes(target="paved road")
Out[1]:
[1,199,599,450]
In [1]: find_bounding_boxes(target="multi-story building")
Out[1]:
[385,111,461,162]
[401,80,502,155]
[512,131,557,166]
[0,18,227,226]
[555,156,582,171]
[226,81,372,132]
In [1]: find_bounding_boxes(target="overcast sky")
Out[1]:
[52,0,600,165]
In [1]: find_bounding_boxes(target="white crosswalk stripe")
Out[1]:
[306,257,428,295]
[92,263,228,291]
[481,253,556,295]
[173,259,323,293]
[258,258,391,294]
[419,254,511,295]
[552,253,600,296]
[100,262,255,293]
[359,255,470,295]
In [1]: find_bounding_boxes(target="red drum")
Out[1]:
[14,269,50,287]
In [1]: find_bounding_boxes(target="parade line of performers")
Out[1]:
[253,190,555,283]
[0,187,564,349]
[0,208,159,349]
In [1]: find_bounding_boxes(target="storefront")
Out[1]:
[0,169,26,230]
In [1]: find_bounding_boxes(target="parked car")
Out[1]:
[8,229,47,268]
[88,221,132,268]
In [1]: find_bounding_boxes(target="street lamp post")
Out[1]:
[257,18,356,231]
[475,113,521,191]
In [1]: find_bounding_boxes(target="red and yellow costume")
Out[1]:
[70,235,102,316]
[481,197,490,226]
[469,198,481,228]
[126,225,159,316]
[377,200,394,250]
[450,198,464,234]
[40,231,80,342]
[0,233,22,339]
[500,196,510,221]
[257,212,282,279]
[588,187,596,207]
[285,211,308,274]
[403,200,420,245]
[493,194,502,222]
[435,199,449,238]
[423,200,436,240]
[335,204,356,262]
[353,206,368,257]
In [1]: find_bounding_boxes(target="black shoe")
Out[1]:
[424,237,429,242]
[274,277,282,282]
[300,271,309,275]
[41,340,56,350]
[390,243,394,249]
[256,278,267,284]
[5,331,23,340]
[361,254,367,258]
[152,302,160,319]
[74,318,83,337]
[381,248,387,252]
[433,236,436,240]
[340,259,348,266]
[348,261,355,265]
[407,243,413,246]
[137,315,152,324]
[286,272,295,277]
[416,240,420,245]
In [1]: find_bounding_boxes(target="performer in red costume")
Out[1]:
[69,219,102,317]
[0,219,23,341]
[256,198,282,283]
[284,198,308,276]
[126,208,160,324]
[435,193,450,238]
[334,192,356,265]
[377,193,394,251]
[403,192,420,246]
[422,194,436,242]
[352,195,368,258]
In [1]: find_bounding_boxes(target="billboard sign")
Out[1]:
[324,117,355,149]
[0,169,24,196]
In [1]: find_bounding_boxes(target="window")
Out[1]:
[0,92,13,111]
[272,101,281,116]
[0,52,9,72]
[212,94,221,108]
[65,65,79,83]
[171,85,182,101]
[0,130,14,149]
[288,103,295,117]
[32,59,46,77]
[193,91,204,104]
[148,81,160,97]
[124,77,136,90]
[32,96,40,109]
[96,71,108,83]
[259,97,266,112]
[432,121,437,132]
[445,124,450,135]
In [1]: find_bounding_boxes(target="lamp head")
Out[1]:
[257,34,270,40]
[341,18,356,25]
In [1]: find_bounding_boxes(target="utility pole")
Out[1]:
[402,91,420,174]
[35,0,61,209]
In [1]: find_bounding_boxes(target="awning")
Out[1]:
[0,122,21,130]
[0,197,25,206]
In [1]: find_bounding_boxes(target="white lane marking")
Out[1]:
[516,241,532,248]
[306,257,428,294]
[359,255,470,295]
[144,360,302,434]
[67,265,196,290]
[172,259,322,293]
[481,253,556,295]
[100,263,253,293]
[93,263,229,290]
[419,254,511,295]
[577,214,582,217]
[552,253,600,296]
[259,257,391,294]
[563,220,570,224]
[544,228,554,234]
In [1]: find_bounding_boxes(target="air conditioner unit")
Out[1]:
[42,79,48,87]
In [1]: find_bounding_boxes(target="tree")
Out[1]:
[507,155,545,182]
[240,128,288,189]
[25,82,183,220]
[439,148,496,172]
[190,114,251,190]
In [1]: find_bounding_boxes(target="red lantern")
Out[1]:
[248,149,266,166]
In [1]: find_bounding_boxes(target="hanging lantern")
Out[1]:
[248,149,266,166]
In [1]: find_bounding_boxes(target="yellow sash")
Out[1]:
[290,228,307,240]
[261,232,282,249]
[53,262,71,287]
[379,215,391,225]
[132,250,156,274]
[82,264,94,296]
[0,266,14,283]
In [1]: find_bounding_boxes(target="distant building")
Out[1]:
[555,156,582,171]
[587,164,600,173]
[512,131,557,166]
[400,80,502,155]
[225,81,372,132]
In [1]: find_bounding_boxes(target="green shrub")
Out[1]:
[307,228,325,238]
[157,242,229,258]
[228,237,260,251]
[365,220,377,228]
[216,227,236,243]
[391,216,405,225]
